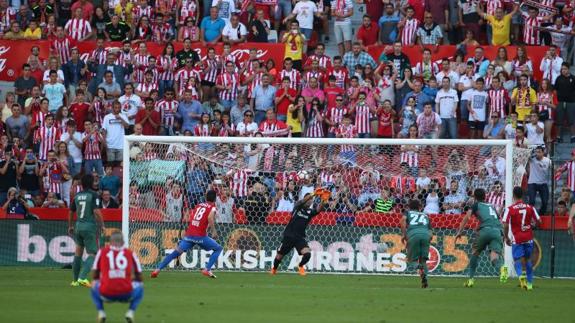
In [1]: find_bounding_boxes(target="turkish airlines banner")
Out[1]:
[0,40,551,82]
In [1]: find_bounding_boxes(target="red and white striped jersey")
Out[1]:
[400,148,419,167]
[537,92,555,120]
[91,48,109,65]
[229,168,252,197]
[132,5,154,23]
[304,54,333,70]
[241,59,259,74]
[483,0,504,16]
[216,72,240,101]
[133,53,150,84]
[51,37,76,64]
[155,99,179,127]
[556,160,575,191]
[326,106,349,133]
[488,87,508,118]
[202,56,222,83]
[353,102,371,134]
[242,70,264,98]
[152,23,172,43]
[413,61,439,79]
[157,55,178,81]
[522,14,544,45]
[135,81,158,95]
[180,26,199,40]
[186,82,200,101]
[82,132,103,160]
[258,120,290,137]
[35,126,61,161]
[305,112,324,138]
[92,100,110,126]
[64,18,92,40]
[0,7,16,32]
[276,171,298,189]
[327,67,349,89]
[194,123,215,136]
[277,69,301,89]
[319,171,335,186]
[391,176,417,194]
[486,191,505,212]
[31,110,48,128]
[401,18,419,46]
[302,70,325,88]
[336,124,357,152]
[175,67,201,96]
[143,151,158,161]
[483,75,494,90]
[222,54,238,73]
[116,50,133,68]
[539,0,555,17]
[44,162,63,194]
[179,0,198,24]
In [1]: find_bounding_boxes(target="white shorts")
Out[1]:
[334,22,352,44]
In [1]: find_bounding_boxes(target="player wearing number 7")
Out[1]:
[455,188,507,288]
[152,190,223,278]
[501,187,541,291]
[401,199,432,288]
[68,174,105,287]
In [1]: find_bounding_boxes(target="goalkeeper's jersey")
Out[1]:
[471,202,502,230]
[283,200,319,239]
[405,211,431,238]
[71,190,102,231]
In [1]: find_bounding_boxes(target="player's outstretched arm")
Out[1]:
[455,209,473,242]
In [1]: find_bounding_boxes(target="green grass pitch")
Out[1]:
[1,267,573,323]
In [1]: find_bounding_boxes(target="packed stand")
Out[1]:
[0,0,573,222]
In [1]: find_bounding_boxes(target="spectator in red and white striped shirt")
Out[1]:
[521,7,554,45]
[175,57,200,98]
[276,58,301,90]
[157,42,178,97]
[40,150,68,197]
[201,47,222,99]
[350,91,376,137]
[486,180,505,214]
[135,70,158,98]
[398,6,418,46]
[155,88,179,135]
[336,114,357,164]
[65,7,93,41]
[82,120,104,176]
[51,26,76,65]
[216,61,240,111]
[556,149,575,195]
[34,114,61,161]
[488,77,509,119]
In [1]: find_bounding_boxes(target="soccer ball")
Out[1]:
[297,170,310,181]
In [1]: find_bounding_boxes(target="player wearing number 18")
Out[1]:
[151,190,223,278]
[68,174,104,288]
[455,188,507,288]
[401,199,432,288]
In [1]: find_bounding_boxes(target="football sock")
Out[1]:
[80,255,95,280]
[205,244,223,271]
[514,260,523,276]
[299,253,311,267]
[73,255,82,281]
[469,255,479,279]
[129,284,144,311]
[273,258,282,270]
[421,260,428,276]
[90,285,104,310]
[157,250,182,270]
[526,261,533,283]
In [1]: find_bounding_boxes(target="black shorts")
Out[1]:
[278,236,308,255]
[469,121,485,130]
[201,80,215,87]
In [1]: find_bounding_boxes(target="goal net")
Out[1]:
[123,136,530,276]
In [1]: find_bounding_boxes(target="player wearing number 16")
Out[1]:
[68,174,104,288]
[502,187,541,291]
[456,188,507,288]
[151,190,223,278]
[401,199,432,288]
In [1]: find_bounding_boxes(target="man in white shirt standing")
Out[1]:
[102,101,129,166]
[284,0,322,42]
[525,112,545,148]
[547,16,574,62]
[539,45,563,85]
[468,77,489,139]
[222,13,247,44]
[527,146,551,215]
[435,77,458,139]
[235,110,258,136]
[483,148,505,182]
[435,58,459,89]
[212,0,237,25]
[59,120,83,176]
[118,83,142,134]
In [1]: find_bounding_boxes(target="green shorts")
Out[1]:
[473,228,503,255]
[74,229,100,254]
[407,233,431,262]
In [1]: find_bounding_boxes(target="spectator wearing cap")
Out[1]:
[200,6,225,45]
[88,52,132,95]
[356,15,379,50]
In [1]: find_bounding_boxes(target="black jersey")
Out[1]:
[282,200,319,239]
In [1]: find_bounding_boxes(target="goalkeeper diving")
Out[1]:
[271,188,331,276]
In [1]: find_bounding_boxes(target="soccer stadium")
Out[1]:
[0,0,575,322]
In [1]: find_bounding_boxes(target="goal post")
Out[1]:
[122,136,527,275]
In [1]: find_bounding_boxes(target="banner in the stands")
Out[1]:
[0,40,551,82]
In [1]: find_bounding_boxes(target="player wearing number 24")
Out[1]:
[152,190,223,279]
[68,174,105,288]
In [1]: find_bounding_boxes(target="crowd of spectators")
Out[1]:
[1,0,575,222]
